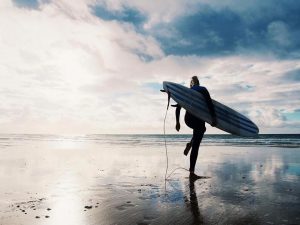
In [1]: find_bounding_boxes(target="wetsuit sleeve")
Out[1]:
[175,105,182,123]
[200,88,216,119]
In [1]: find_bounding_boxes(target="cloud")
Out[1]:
[93,0,300,58]
[0,0,299,134]
[155,2,300,57]
[267,21,291,48]
[283,69,300,82]
[152,6,244,56]
[0,0,164,133]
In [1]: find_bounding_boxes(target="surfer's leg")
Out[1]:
[189,129,204,173]
[184,138,193,156]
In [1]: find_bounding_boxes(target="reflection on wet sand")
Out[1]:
[1,137,300,225]
[167,146,300,225]
[186,177,204,225]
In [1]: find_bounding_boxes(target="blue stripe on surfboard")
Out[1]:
[167,84,258,132]
[171,92,257,134]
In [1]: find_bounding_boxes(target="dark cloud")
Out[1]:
[90,1,300,58]
[154,6,245,56]
[152,1,300,57]
[91,4,147,30]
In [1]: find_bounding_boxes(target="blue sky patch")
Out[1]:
[284,69,300,82]
[13,0,40,9]
[135,52,154,63]
[283,111,300,121]
[143,82,163,91]
[91,4,147,29]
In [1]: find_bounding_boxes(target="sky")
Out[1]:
[0,0,300,134]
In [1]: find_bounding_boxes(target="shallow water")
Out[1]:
[0,134,299,225]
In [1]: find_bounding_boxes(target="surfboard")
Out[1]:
[163,81,259,137]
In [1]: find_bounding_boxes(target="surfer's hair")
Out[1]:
[191,76,199,85]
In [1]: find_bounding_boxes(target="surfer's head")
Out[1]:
[190,76,199,87]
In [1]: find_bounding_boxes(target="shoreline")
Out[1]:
[1,139,300,224]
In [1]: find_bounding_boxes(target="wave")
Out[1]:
[0,134,299,148]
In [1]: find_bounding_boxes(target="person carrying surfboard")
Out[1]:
[175,76,217,179]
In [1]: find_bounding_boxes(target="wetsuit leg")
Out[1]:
[189,129,205,172]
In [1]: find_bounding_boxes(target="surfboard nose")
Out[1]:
[162,81,168,92]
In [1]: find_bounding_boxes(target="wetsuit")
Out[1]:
[176,85,216,172]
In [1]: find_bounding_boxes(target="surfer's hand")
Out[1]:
[176,122,181,131]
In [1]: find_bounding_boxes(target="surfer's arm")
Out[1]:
[201,88,217,126]
[175,105,181,131]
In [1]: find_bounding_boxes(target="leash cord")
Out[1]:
[163,106,169,182]
[163,101,189,183]
[162,91,189,193]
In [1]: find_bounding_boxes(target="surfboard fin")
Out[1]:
[160,89,171,110]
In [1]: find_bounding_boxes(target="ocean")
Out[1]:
[1,134,300,148]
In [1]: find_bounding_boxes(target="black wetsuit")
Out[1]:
[176,85,216,172]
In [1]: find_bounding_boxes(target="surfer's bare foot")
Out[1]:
[189,172,211,181]
[189,172,201,181]
[184,142,192,156]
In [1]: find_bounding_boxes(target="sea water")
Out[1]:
[1,133,299,148]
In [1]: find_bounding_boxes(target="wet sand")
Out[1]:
[0,137,300,225]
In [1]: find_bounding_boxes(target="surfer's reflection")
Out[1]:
[185,177,204,225]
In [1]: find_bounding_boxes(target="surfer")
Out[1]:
[175,76,217,179]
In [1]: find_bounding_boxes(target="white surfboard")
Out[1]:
[163,81,259,137]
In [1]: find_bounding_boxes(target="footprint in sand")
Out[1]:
[144,215,158,221]
[137,222,149,225]
[115,202,136,211]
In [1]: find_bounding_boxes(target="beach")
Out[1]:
[0,134,300,225]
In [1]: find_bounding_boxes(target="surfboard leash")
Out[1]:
[161,89,170,189]
[161,89,189,193]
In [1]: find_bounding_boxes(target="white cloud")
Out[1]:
[0,0,164,133]
[0,0,299,134]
